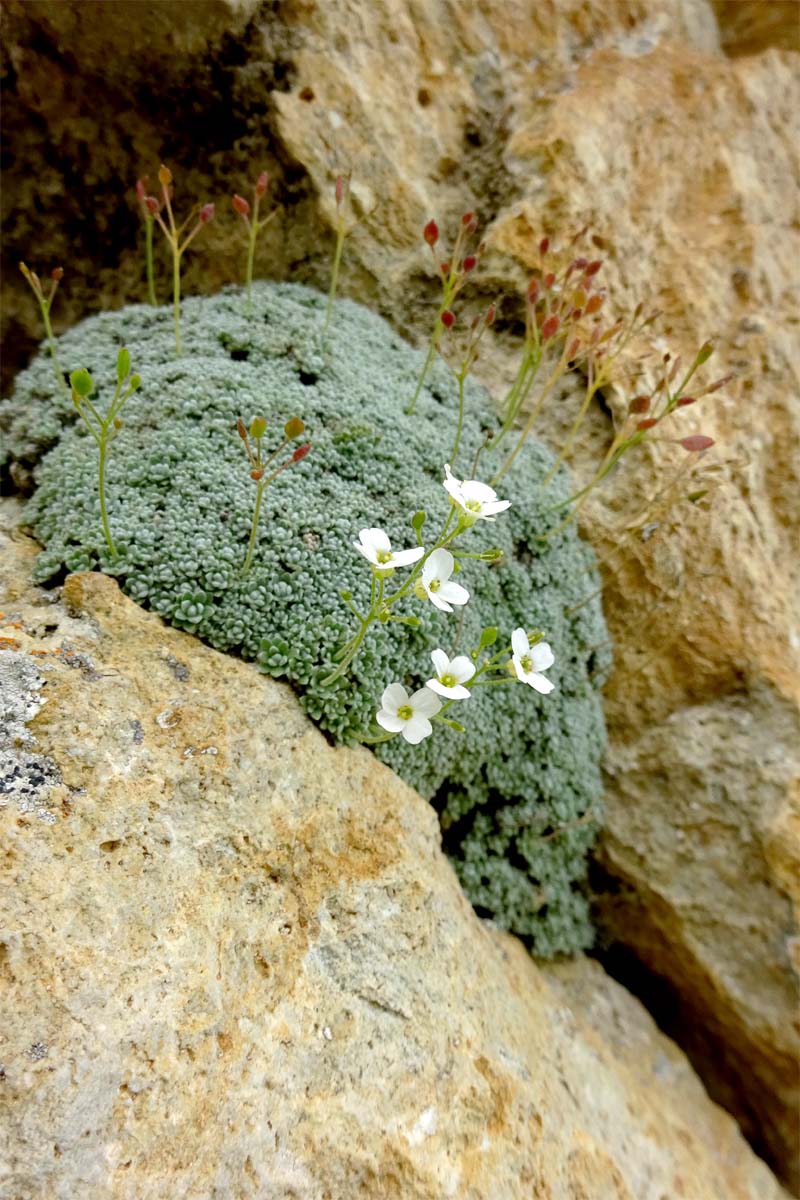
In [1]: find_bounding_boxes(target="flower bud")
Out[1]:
[116,347,131,383]
[199,203,215,223]
[541,314,560,341]
[158,164,173,187]
[70,368,94,398]
[292,443,311,461]
[145,196,159,215]
[439,261,450,276]
[527,278,539,304]
[678,434,714,452]
[573,257,588,270]
[236,416,249,441]
[250,416,267,439]
[585,293,604,315]
[335,175,346,207]
[251,467,265,481]
[232,193,250,216]
[485,302,496,325]
[462,255,477,272]
[636,418,658,430]
[567,338,581,359]
[461,211,474,227]
[704,374,733,394]
[51,267,64,282]
[585,260,602,276]
[136,177,148,200]
[629,395,651,414]
[129,374,141,390]
[423,219,439,247]
[696,342,714,364]
[255,171,268,197]
[676,395,696,407]
[543,272,555,290]
[440,309,455,329]
[284,416,305,439]
[539,236,549,256]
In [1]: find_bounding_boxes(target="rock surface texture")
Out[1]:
[0,506,789,1200]
[2,0,799,1186]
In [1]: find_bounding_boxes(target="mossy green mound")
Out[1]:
[1,282,611,955]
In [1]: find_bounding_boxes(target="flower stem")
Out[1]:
[450,372,467,466]
[144,218,156,305]
[245,219,258,315]
[40,299,68,400]
[241,481,265,577]
[97,439,117,559]
[172,250,182,355]
[406,335,438,416]
[324,225,346,332]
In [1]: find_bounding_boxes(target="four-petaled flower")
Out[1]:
[426,649,475,699]
[417,548,469,612]
[443,464,511,521]
[354,527,424,573]
[376,683,441,744]
[511,628,555,694]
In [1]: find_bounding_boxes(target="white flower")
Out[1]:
[353,527,424,573]
[426,649,475,699]
[511,628,555,694]
[443,463,511,521]
[417,548,469,612]
[376,682,441,744]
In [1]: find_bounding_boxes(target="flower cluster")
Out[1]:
[332,461,556,746]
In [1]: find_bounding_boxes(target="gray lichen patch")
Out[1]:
[0,652,47,747]
[0,652,60,821]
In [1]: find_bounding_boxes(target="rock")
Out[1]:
[2,0,798,1184]
[0,504,787,1200]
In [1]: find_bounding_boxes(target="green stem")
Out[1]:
[245,219,258,314]
[241,481,265,576]
[450,372,467,466]
[324,226,346,332]
[145,218,156,306]
[40,300,68,399]
[97,439,117,559]
[406,335,438,416]
[172,250,182,356]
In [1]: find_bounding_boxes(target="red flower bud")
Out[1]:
[573,256,588,270]
[527,278,539,304]
[439,261,450,276]
[704,374,734,394]
[232,193,250,216]
[462,255,477,272]
[255,171,269,197]
[678,435,714,452]
[629,395,651,414]
[292,443,311,461]
[585,260,602,276]
[199,203,215,223]
[51,267,64,282]
[676,395,696,407]
[539,236,549,256]
[335,175,346,207]
[567,338,581,359]
[543,272,555,290]
[461,211,475,226]
[636,418,658,430]
[136,177,148,200]
[440,309,456,329]
[485,302,496,325]
[585,293,604,315]
[541,314,560,341]
[145,195,159,215]
[251,467,265,481]
[423,219,439,247]
[571,308,583,321]
[236,416,249,441]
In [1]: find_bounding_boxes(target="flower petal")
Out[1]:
[461,479,497,503]
[528,673,555,695]
[449,655,476,683]
[410,687,442,717]
[354,540,379,564]
[482,499,512,516]
[511,628,529,658]
[359,527,391,554]
[376,709,407,732]
[430,648,449,677]
[438,580,469,607]
[512,656,528,684]
[427,590,453,612]
[401,714,433,744]
[390,546,425,567]
[426,547,454,580]
[531,641,555,672]
[381,682,409,712]
[427,678,471,699]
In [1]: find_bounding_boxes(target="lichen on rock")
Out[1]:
[1,281,610,954]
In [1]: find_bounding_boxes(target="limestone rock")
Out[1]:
[2,0,799,1185]
[0,505,787,1200]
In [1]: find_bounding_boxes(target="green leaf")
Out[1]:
[70,368,94,398]
[478,626,498,650]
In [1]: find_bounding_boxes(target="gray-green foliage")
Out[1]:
[1,281,611,956]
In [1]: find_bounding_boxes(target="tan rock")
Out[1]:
[0,506,787,1200]
[2,0,799,1185]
